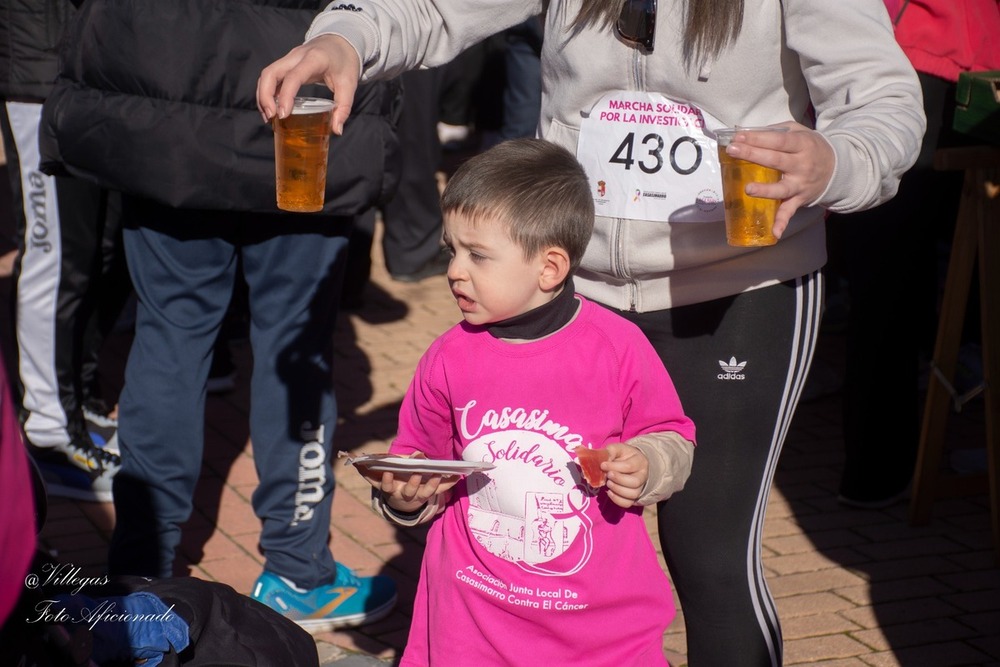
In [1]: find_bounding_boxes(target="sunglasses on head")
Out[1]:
[615,0,657,52]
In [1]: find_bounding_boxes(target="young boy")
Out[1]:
[362,139,696,665]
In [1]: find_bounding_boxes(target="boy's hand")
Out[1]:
[602,443,649,509]
[369,470,461,514]
[355,453,460,514]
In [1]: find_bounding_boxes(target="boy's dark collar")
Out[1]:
[485,278,579,340]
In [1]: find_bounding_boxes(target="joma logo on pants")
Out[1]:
[292,424,326,526]
[28,171,53,253]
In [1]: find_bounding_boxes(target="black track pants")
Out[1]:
[1,100,130,446]
[617,272,823,667]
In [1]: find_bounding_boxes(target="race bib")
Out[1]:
[577,91,725,223]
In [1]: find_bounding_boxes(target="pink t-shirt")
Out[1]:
[391,297,696,666]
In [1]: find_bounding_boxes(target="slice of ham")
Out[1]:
[575,446,610,487]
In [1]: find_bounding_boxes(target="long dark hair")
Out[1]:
[573,0,744,66]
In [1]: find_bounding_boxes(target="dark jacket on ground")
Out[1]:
[38,0,401,215]
[1,567,321,666]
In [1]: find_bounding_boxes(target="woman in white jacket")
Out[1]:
[258,2,924,664]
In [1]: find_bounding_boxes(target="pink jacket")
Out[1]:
[1,350,36,626]
[889,0,1000,81]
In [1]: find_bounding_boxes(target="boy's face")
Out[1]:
[442,211,553,326]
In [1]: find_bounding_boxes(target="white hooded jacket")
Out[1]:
[307,0,925,310]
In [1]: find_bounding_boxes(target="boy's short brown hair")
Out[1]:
[440,138,594,273]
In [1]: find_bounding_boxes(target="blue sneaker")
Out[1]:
[250,564,397,632]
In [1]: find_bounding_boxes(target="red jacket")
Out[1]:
[890,0,1000,81]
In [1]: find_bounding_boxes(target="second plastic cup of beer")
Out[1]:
[716,127,787,247]
[273,97,335,213]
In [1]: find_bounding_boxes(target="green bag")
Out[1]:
[953,70,1000,146]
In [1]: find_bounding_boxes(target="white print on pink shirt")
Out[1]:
[457,400,595,577]
[456,399,588,448]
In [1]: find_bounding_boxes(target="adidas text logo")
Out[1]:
[717,356,746,381]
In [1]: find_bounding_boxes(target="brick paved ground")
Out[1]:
[9,212,999,665]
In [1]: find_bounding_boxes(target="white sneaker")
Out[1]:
[29,438,121,503]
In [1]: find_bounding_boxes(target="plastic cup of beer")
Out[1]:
[273,97,335,213]
[716,127,787,247]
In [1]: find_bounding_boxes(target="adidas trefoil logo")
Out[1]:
[718,356,747,380]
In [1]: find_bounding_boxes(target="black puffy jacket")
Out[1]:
[38,0,401,215]
[0,0,75,101]
[2,571,321,666]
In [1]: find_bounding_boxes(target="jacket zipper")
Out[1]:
[611,218,637,311]
[618,49,645,311]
